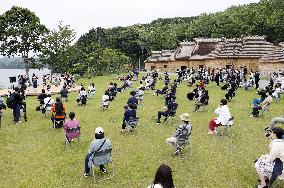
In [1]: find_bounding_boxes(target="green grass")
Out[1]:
[0,75,283,188]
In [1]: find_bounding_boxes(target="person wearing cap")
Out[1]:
[84,127,112,176]
[166,113,192,150]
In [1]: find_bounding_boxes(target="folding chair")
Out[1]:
[88,148,115,183]
[125,117,139,132]
[101,99,110,111]
[52,116,65,129]
[44,105,52,118]
[216,116,234,136]
[65,127,81,146]
[172,127,192,158]
[261,103,270,116]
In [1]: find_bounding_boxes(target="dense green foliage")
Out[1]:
[77,0,284,71]
[0,75,283,187]
[39,22,76,75]
[0,6,48,78]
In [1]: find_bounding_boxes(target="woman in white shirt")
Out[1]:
[148,164,175,188]
[208,99,232,134]
[255,127,284,188]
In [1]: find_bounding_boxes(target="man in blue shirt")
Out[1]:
[121,104,137,133]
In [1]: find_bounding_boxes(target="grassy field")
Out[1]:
[0,74,283,188]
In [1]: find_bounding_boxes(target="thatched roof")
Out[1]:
[259,47,284,63]
[208,36,275,59]
[145,50,175,62]
[145,36,278,63]
[174,38,222,60]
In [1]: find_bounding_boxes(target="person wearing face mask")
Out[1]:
[255,127,284,188]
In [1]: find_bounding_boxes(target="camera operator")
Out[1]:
[0,96,6,128]
[255,127,284,187]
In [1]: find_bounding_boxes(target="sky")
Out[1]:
[0,0,260,39]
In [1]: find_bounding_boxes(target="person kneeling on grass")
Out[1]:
[166,113,192,155]
[121,103,137,133]
[84,127,112,177]
[208,99,231,135]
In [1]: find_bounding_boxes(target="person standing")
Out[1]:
[32,73,38,91]
[12,87,23,124]
[254,71,260,90]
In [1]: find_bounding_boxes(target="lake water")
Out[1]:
[0,68,51,88]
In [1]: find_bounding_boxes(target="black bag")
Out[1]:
[6,94,15,109]
[36,106,41,111]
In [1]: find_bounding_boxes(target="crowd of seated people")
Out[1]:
[24,67,284,186]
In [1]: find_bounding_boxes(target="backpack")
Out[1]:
[6,93,15,109]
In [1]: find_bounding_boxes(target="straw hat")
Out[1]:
[95,127,104,134]
[180,113,190,121]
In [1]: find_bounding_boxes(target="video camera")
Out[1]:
[264,127,272,137]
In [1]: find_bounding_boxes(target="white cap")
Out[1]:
[95,127,104,134]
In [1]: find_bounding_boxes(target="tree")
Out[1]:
[40,22,76,79]
[0,6,48,83]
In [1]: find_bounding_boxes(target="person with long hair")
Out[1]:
[148,164,175,188]
[255,127,284,188]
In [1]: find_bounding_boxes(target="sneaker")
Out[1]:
[208,131,215,135]
[15,121,21,125]
[156,120,161,124]
[84,173,89,177]
[100,167,107,173]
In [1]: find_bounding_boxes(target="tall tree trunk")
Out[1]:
[24,57,31,86]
